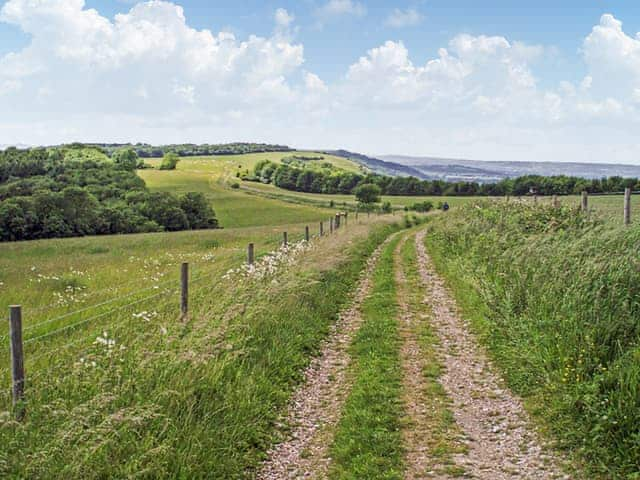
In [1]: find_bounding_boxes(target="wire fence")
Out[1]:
[3,213,355,419]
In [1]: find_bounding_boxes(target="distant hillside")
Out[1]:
[324,150,429,179]
[381,155,640,182]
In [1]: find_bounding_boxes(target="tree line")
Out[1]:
[248,159,640,196]
[84,142,292,158]
[0,146,218,242]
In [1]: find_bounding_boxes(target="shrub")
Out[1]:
[159,153,180,170]
[354,183,381,204]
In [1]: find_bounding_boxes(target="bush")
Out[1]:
[409,201,433,212]
[230,182,240,189]
[112,148,139,171]
[354,183,381,204]
[159,153,180,170]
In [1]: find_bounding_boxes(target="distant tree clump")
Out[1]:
[355,183,381,204]
[159,153,180,170]
[0,147,219,242]
[112,148,139,170]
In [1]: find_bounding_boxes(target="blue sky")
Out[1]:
[1,0,640,163]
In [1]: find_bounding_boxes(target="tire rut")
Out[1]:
[414,230,569,480]
[257,234,395,480]
[395,233,443,479]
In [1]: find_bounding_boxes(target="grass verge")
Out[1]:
[398,231,467,476]
[329,235,405,479]
[424,201,640,478]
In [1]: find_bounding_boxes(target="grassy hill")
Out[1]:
[139,151,362,228]
[140,150,481,216]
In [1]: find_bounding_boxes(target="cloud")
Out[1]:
[385,8,423,28]
[315,0,366,21]
[2,4,640,163]
[275,8,294,28]
[582,14,640,98]
[344,35,541,110]
[0,0,313,125]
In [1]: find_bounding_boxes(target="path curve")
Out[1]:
[414,229,569,480]
[257,235,394,480]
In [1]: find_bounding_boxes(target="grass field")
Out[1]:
[142,151,640,225]
[139,151,481,215]
[139,153,338,228]
[0,211,402,477]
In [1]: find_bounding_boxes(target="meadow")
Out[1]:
[0,207,402,477]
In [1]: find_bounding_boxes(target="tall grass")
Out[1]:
[425,200,640,478]
[0,222,399,478]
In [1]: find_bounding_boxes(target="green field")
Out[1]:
[138,152,341,228]
[139,151,480,216]
[0,207,401,476]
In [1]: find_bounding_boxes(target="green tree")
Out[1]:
[159,153,180,170]
[354,183,381,204]
[179,192,218,229]
[112,148,139,170]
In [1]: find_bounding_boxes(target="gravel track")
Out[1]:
[414,229,569,480]
[256,236,394,480]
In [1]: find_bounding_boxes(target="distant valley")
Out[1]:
[327,150,640,182]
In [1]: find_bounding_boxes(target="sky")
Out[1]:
[1,1,640,163]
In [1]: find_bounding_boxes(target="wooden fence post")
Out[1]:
[335,213,340,229]
[624,188,631,225]
[305,226,310,242]
[320,221,324,236]
[180,263,189,317]
[533,195,538,204]
[581,191,588,213]
[247,243,255,265]
[9,305,24,421]
[283,231,288,246]
[552,195,559,208]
